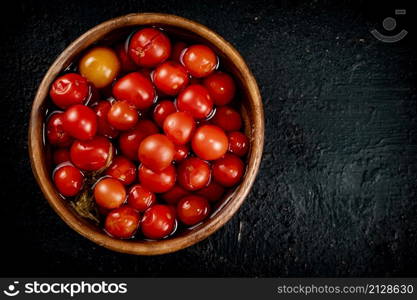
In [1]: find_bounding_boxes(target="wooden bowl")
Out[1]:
[29,13,264,255]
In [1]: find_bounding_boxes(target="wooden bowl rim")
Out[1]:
[29,13,264,255]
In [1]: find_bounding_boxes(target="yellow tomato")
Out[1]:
[79,47,120,88]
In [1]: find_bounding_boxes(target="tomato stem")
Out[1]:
[71,188,100,225]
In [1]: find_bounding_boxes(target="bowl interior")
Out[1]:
[30,14,263,255]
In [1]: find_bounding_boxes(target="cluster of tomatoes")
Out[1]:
[46,27,249,240]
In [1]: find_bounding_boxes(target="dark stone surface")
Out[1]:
[1,0,416,277]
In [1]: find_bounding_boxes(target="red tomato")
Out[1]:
[62,104,97,140]
[105,206,140,239]
[182,45,217,78]
[153,100,176,127]
[171,41,187,63]
[53,164,84,197]
[70,136,112,171]
[118,120,159,161]
[127,184,156,212]
[228,131,249,156]
[177,157,211,191]
[138,134,175,171]
[176,84,213,119]
[196,181,225,202]
[163,112,195,145]
[153,61,189,95]
[212,106,242,131]
[177,195,210,226]
[128,28,171,67]
[191,125,228,160]
[174,144,189,162]
[94,177,126,209]
[49,73,89,109]
[105,156,137,185]
[112,72,155,109]
[141,204,176,239]
[138,164,176,193]
[107,101,138,131]
[46,112,72,147]
[160,184,190,205]
[53,148,70,165]
[203,71,236,106]
[212,154,244,187]
[115,43,137,73]
[93,101,118,139]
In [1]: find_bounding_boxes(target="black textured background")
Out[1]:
[1,0,416,277]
